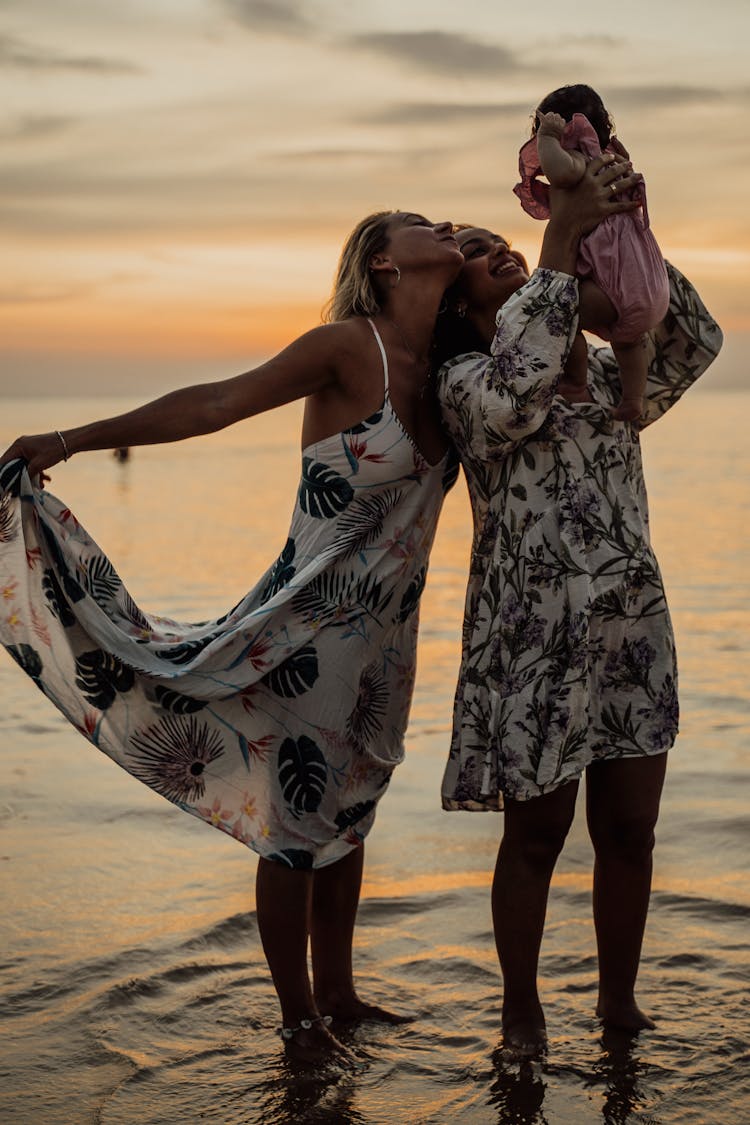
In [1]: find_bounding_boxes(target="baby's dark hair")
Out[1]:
[532,84,615,151]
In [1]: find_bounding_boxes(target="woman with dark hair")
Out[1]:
[434,221,722,1053]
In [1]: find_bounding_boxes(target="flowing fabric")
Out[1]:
[438,263,722,809]
[0,321,457,867]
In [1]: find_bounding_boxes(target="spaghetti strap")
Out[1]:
[366,318,389,393]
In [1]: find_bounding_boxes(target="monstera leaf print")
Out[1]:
[334,489,402,559]
[334,799,375,832]
[129,714,224,803]
[42,569,76,626]
[298,458,353,518]
[74,649,135,710]
[266,848,314,870]
[0,492,17,542]
[153,686,206,714]
[278,735,327,817]
[397,566,427,622]
[259,537,296,605]
[155,635,218,665]
[39,523,85,603]
[7,643,43,683]
[262,644,319,698]
[82,554,121,603]
[343,409,383,435]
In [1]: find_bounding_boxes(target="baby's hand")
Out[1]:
[536,110,566,139]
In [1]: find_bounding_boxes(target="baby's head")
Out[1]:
[532,84,614,150]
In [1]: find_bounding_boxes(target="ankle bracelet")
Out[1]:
[277,1014,332,1041]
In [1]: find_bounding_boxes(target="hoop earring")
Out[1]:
[391,266,401,287]
[457,305,466,319]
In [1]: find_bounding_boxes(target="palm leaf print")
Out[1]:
[298,457,353,518]
[346,662,388,748]
[81,554,122,602]
[335,489,402,559]
[262,644,319,698]
[278,735,327,817]
[0,493,17,542]
[74,649,135,710]
[291,570,351,623]
[129,714,224,803]
[0,459,23,498]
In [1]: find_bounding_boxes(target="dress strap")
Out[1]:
[366,318,390,394]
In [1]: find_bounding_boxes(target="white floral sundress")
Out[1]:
[0,320,457,868]
[438,263,722,808]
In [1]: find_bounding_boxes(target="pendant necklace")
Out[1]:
[381,316,432,399]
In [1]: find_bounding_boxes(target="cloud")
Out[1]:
[361,101,529,126]
[345,30,522,75]
[605,84,727,108]
[221,0,312,34]
[0,115,74,141]
[0,32,142,73]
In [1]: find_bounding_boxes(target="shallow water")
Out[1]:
[1,392,748,1124]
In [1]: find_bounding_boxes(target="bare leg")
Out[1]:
[558,331,591,401]
[493,779,579,1051]
[311,845,410,1024]
[586,752,668,1030]
[255,857,350,1061]
[611,337,648,421]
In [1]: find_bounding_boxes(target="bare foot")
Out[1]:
[596,999,655,1031]
[281,1020,358,1067]
[502,1001,548,1057]
[317,993,415,1025]
[612,397,644,421]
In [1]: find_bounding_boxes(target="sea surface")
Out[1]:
[0,391,748,1125]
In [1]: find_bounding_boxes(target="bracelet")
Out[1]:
[55,430,70,461]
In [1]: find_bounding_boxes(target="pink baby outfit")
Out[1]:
[514,113,669,342]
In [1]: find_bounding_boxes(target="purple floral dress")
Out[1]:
[438,264,722,808]
[0,321,457,867]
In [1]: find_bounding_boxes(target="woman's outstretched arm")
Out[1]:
[0,323,346,478]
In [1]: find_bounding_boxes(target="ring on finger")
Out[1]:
[610,183,617,194]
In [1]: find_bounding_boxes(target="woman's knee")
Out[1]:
[503,794,576,869]
[589,808,658,863]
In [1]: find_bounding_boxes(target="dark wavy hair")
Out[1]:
[532,84,615,151]
[430,224,492,374]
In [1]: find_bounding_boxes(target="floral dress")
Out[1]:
[438,264,722,809]
[0,321,457,867]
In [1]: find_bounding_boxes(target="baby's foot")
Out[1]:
[612,397,644,421]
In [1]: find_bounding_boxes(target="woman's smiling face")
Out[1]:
[454,228,529,312]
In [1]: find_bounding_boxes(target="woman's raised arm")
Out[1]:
[0,323,344,478]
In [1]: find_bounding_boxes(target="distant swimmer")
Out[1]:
[112,447,130,462]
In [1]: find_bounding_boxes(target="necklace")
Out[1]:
[380,316,433,397]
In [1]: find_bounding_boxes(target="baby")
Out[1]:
[514,84,670,420]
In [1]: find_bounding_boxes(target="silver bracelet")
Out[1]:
[55,430,70,461]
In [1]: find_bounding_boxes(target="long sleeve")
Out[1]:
[587,262,723,426]
[438,269,579,464]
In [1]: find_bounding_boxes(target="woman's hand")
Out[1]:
[0,432,66,481]
[549,154,641,237]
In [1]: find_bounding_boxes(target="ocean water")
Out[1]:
[0,392,748,1125]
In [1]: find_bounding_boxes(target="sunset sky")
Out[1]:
[2,0,748,396]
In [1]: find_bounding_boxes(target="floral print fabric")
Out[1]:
[0,321,457,867]
[437,264,722,808]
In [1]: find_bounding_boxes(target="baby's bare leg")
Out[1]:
[578,281,645,420]
[611,337,647,421]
